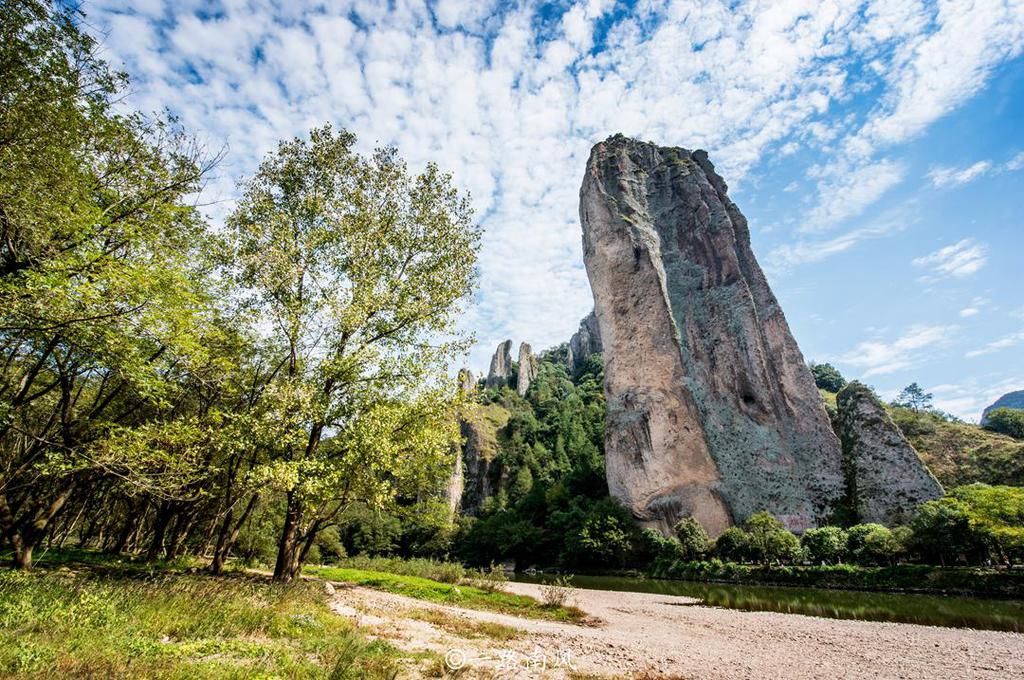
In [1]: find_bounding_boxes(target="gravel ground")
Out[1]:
[329,580,1024,679]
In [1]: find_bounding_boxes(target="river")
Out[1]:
[514,573,1024,632]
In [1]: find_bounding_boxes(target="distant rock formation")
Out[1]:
[568,311,603,374]
[445,445,464,516]
[516,343,539,396]
[579,134,846,536]
[485,339,513,389]
[457,367,476,393]
[982,390,1024,425]
[836,382,943,524]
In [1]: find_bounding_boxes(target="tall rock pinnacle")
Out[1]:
[579,135,846,535]
[516,342,539,396]
[485,339,513,388]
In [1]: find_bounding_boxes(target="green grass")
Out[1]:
[327,555,466,583]
[307,565,587,623]
[0,564,406,679]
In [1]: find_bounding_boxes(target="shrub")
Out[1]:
[672,517,711,561]
[539,574,575,608]
[714,526,749,562]
[847,524,901,565]
[471,563,508,593]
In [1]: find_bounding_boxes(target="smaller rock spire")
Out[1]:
[516,343,539,396]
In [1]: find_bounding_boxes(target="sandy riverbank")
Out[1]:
[329,580,1024,679]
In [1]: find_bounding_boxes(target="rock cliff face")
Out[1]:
[579,135,845,535]
[485,340,513,388]
[568,311,603,374]
[516,343,539,396]
[458,403,510,516]
[836,382,943,524]
[982,390,1024,425]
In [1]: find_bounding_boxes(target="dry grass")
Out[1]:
[404,607,524,641]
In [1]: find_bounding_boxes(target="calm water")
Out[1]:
[514,573,1024,633]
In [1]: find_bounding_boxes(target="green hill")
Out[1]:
[820,388,1024,489]
[891,408,1024,488]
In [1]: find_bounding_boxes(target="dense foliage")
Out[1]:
[985,408,1024,440]
[809,362,847,392]
[455,354,620,568]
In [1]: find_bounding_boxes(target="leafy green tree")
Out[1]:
[910,498,982,566]
[801,526,848,564]
[228,125,479,581]
[765,529,803,564]
[636,527,671,563]
[949,484,1024,564]
[672,517,711,561]
[714,526,750,562]
[893,383,933,411]
[743,512,795,564]
[810,363,846,392]
[984,408,1024,440]
[559,498,636,567]
[0,1,218,569]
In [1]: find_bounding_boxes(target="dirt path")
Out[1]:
[329,580,1024,679]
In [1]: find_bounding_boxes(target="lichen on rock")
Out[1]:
[836,381,943,525]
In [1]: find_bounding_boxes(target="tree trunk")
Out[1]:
[273,491,302,582]
[147,501,173,562]
[12,542,32,570]
[210,493,259,575]
[112,502,144,554]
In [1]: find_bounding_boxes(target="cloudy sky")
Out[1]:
[87,0,1024,420]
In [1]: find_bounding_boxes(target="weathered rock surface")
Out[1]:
[579,134,845,535]
[836,382,943,524]
[568,311,603,374]
[982,390,1024,425]
[516,342,539,396]
[485,339,513,389]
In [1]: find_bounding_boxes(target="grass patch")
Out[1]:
[308,566,587,623]
[328,555,466,583]
[0,565,404,678]
[405,608,524,641]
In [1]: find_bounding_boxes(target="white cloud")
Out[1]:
[959,296,991,318]
[83,0,1024,370]
[799,1,1024,233]
[767,202,913,273]
[930,376,1024,422]
[840,324,956,377]
[849,1,1024,153]
[912,239,988,280]
[801,159,905,232]
[927,160,992,187]
[966,329,1024,358]
[1006,151,1024,172]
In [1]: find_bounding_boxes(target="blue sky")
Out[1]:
[87,0,1024,420]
